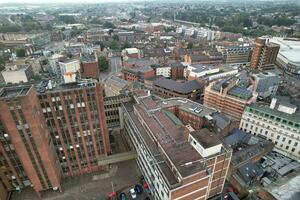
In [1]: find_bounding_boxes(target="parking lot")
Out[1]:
[12,160,142,200]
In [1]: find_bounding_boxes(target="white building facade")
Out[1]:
[240,99,300,161]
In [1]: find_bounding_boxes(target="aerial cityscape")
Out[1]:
[0,0,300,200]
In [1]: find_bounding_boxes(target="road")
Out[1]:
[100,56,122,82]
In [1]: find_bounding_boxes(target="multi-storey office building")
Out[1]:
[0,86,62,198]
[38,81,110,177]
[104,94,132,129]
[224,46,252,66]
[204,77,257,121]
[250,37,280,70]
[122,91,232,200]
[240,98,300,161]
[0,80,111,197]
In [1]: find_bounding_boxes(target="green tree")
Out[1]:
[98,56,109,71]
[15,48,26,57]
[122,42,131,49]
[103,22,115,29]
[58,15,76,24]
[109,40,118,50]
[112,35,119,41]
[0,57,6,71]
[187,42,193,49]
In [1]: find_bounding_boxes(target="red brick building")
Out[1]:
[122,67,155,82]
[0,81,110,198]
[80,54,100,80]
[0,86,62,198]
[122,91,232,200]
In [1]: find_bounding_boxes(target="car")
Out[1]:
[119,192,126,200]
[130,188,137,199]
[134,184,143,194]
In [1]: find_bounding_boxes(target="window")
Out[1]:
[277,135,280,140]
[292,148,295,152]
[288,140,291,144]
[286,146,289,150]
[282,137,286,142]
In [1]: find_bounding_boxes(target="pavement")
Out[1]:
[12,160,141,200]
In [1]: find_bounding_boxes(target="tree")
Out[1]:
[103,22,115,29]
[0,57,6,71]
[187,42,193,49]
[58,15,76,24]
[98,56,109,71]
[122,42,131,49]
[112,35,119,41]
[15,48,26,57]
[109,40,118,50]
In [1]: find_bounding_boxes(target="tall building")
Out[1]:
[38,81,110,177]
[0,80,110,197]
[250,37,280,70]
[240,98,300,161]
[122,91,232,200]
[224,46,252,67]
[204,76,257,121]
[0,86,62,198]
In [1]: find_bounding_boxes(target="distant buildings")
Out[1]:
[240,98,300,160]
[224,46,252,67]
[153,62,185,80]
[204,75,257,121]
[250,37,280,70]
[122,48,141,59]
[122,91,232,200]
[1,64,33,84]
[153,77,203,101]
[184,53,222,65]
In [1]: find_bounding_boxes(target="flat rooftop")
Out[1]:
[269,37,300,64]
[153,78,202,94]
[159,97,217,118]
[123,93,229,186]
[190,129,222,148]
[0,85,32,98]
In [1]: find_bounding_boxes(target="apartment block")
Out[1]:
[38,81,110,176]
[0,86,62,198]
[240,98,300,161]
[204,77,257,121]
[250,37,280,70]
[122,91,232,200]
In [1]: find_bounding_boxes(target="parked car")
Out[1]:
[130,188,137,199]
[134,184,143,194]
[119,192,126,200]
